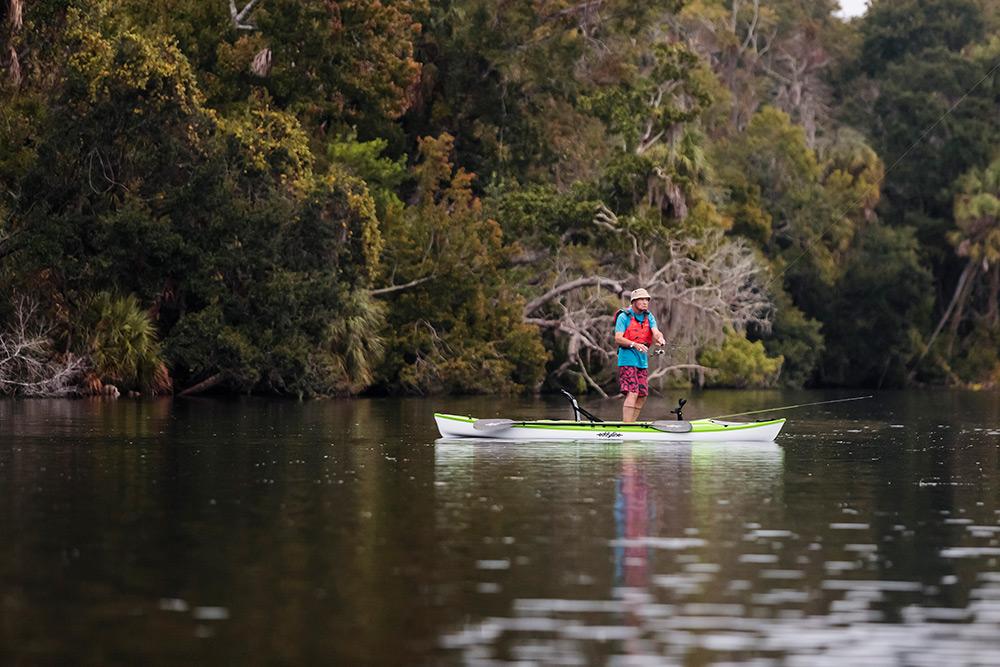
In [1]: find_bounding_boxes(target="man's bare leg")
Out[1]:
[633,395,647,421]
[623,392,638,422]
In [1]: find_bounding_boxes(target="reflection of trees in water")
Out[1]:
[0,397,173,439]
[1,397,449,664]
[13,395,1000,663]
[0,399,177,518]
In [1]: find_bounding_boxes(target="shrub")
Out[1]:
[699,331,783,388]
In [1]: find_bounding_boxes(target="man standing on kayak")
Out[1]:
[615,288,665,422]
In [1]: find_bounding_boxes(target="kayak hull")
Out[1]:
[434,413,785,442]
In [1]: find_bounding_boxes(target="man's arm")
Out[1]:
[616,331,648,353]
[651,326,666,347]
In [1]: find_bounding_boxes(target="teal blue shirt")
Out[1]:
[615,309,657,369]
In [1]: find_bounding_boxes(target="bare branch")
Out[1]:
[524,317,562,329]
[229,0,263,31]
[739,0,760,53]
[593,203,620,231]
[369,275,435,296]
[523,276,625,316]
[9,0,22,31]
[577,360,608,397]
[649,363,714,380]
[0,228,23,261]
[8,46,20,87]
[250,48,272,77]
[0,296,87,396]
[521,229,773,393]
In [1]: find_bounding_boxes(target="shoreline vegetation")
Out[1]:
[1,0,999,399]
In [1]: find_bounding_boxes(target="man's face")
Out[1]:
[632,298,650,312]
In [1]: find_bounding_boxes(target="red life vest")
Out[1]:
[616,308,653,345]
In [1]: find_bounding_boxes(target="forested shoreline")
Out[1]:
[0,0,998,398]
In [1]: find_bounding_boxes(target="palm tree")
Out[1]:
[82,293,171,394]
[328,289,385,393]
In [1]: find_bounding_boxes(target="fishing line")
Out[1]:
[766,55,1000,291]
[710,394,873,420]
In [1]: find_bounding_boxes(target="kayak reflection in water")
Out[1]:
[614,288,666,422]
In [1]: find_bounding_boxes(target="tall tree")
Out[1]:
[376,134,548,394]
[857,0,983,76]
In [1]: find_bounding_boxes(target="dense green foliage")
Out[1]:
[1,0,998,395]
[699,332,784,388]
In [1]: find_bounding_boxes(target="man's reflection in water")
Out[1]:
[613,448,694,589]
[614,453,651,587]
[612,449,693,658]
[613,452,656,657]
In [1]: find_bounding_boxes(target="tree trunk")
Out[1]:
[179,373,226,396]
[946,265,977,358]
[915,259,976,369]
[988,264,1000,329]
[9,0,22,30]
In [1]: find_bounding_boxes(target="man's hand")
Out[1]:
[654,334,666,347]
[634,343,648,353]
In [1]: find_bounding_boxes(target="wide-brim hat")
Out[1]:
[630,288,651,301]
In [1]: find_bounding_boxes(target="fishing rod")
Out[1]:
[710,395,873,420]
[646,345,695,355]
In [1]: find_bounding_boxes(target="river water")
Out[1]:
[1,390,999,665]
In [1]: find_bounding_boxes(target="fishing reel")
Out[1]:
[670,398,687,421]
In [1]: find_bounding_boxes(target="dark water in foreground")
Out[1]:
[2,390,1000,666]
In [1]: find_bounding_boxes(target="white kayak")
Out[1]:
[434,413,785,443]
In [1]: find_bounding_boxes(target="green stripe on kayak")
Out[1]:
[434,413,784,434]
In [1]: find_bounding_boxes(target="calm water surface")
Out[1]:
[2,390,1000,665]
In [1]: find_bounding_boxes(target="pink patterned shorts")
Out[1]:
[618,366,649,396]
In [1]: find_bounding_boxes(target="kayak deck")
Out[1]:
[434,413,785,442]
